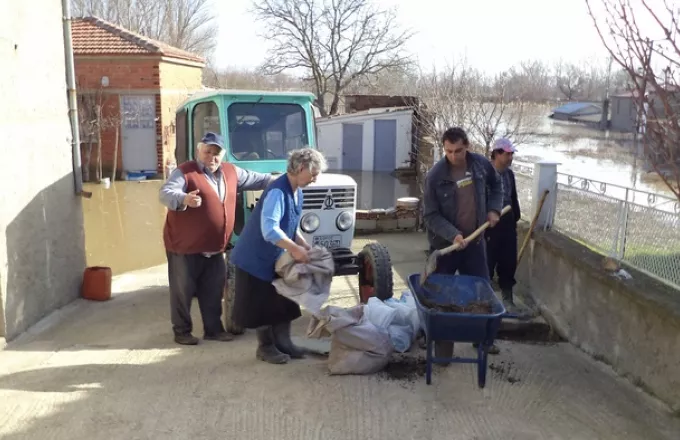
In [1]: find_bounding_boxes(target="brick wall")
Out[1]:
[74,56,203,179]
[75,57,160,89]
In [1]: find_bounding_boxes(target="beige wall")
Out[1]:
[158,59,204,170]
[0,3,86,339]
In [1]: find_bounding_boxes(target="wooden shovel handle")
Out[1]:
[437,205,513,257]
[517,189,550,265]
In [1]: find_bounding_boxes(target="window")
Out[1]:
[227,103,308,161]
[192,101,222,149]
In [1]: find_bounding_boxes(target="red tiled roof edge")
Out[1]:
[72,16,206,64]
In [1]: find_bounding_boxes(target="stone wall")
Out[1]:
[355,203,419,234]
[516,223,680,412]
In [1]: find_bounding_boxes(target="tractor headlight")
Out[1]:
[336,211,354,231]
[300,213,320,233]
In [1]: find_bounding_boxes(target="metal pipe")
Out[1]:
[61,0,84,194]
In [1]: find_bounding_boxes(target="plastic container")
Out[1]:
[82,266,112,301]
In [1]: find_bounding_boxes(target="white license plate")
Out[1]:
[312,234,342,249]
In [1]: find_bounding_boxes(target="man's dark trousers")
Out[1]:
[485,214,517,292]
[431,237,490,280]
[167,251,226,337]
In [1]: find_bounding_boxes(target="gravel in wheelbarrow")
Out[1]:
[407,273,506,387]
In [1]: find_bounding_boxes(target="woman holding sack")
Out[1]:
[229,148,328,364]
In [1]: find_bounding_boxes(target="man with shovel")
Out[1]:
[486,138,522,314]
[423,127,504,279]
[423,127,504,357]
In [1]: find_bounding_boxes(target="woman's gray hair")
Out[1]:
[287,147,328,174]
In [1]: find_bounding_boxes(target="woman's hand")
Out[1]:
[290,244,310,263]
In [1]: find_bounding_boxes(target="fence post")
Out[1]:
[532,160,559,230]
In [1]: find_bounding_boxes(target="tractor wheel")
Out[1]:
[357,242,394,304]
[223,250,244,335]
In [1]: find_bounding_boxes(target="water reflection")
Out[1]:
[82,180,166,275]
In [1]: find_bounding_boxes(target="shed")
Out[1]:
[315,107,414,172]
[71,17,206,180]
[609,92,638,132]
[550,102,602,122]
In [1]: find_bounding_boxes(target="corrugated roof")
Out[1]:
[71,17,205,64]
[552,102,601,114]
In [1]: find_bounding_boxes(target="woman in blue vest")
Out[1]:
[230,148,328,364]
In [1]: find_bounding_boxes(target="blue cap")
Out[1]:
[201,132,225,149]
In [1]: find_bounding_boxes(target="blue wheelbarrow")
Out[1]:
[407,273,506,387]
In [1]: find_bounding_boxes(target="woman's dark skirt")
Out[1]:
[231,266,302,329]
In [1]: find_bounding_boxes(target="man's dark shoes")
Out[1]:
[174,333,199,345]
[204,331,234,342]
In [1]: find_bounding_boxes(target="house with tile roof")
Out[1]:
[72,17,206,179]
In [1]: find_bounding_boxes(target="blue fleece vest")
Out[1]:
[230,174,303,282]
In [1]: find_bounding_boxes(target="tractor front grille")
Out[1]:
[302,187,355,210]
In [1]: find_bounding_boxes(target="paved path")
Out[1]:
[1,233,679,440]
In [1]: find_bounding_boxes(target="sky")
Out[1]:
[212,0,622,73]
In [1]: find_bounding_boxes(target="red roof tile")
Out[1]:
[71,17,205,64]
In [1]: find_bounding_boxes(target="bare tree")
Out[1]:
[203,65,308,91]
[468,73,538,157]
[251,0,414,116]
[586,0,680,200]
[71,0,217,57]
[554,60,587,100]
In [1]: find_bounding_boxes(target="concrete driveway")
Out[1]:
[1,233,679,439]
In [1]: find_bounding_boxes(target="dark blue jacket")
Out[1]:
[230,175,303,282]
[423,151,504,250]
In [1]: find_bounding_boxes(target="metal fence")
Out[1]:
[512,161,680,290]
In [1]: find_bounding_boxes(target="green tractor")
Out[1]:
[174,89,394,334]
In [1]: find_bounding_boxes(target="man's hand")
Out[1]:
[183,189,202,208]
[453,234,467,249]
[487,211,500,228]
[290,244,310,263]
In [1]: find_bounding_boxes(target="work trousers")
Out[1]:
[431,236,489,280]
[167,251,226,336]
[485,215,518,291]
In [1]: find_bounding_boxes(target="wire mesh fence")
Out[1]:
[511,161,680,290]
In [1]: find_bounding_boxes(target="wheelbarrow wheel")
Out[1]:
[477,343,489,388]
[223,250,244,335]
[357,242,394,303]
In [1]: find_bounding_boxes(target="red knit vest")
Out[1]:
[162,161,238,254]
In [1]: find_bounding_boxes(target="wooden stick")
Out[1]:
[517,189,550,266]
[421,205,513,285]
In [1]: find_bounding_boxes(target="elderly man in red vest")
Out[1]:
[160,132,274,345]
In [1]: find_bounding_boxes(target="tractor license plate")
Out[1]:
[313,234,342,249]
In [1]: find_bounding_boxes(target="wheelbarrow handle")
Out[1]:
[436,205,513,258]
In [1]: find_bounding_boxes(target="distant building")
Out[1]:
[550,102,603,123]
[72,17,206,180]
[316,107,415,172]
[610,92,638,133]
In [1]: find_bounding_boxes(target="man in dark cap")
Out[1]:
[159,132,274,345]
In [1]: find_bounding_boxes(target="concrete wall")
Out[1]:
[316,109,413,171]
[0,4,87,339]
[516,224,680,412]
